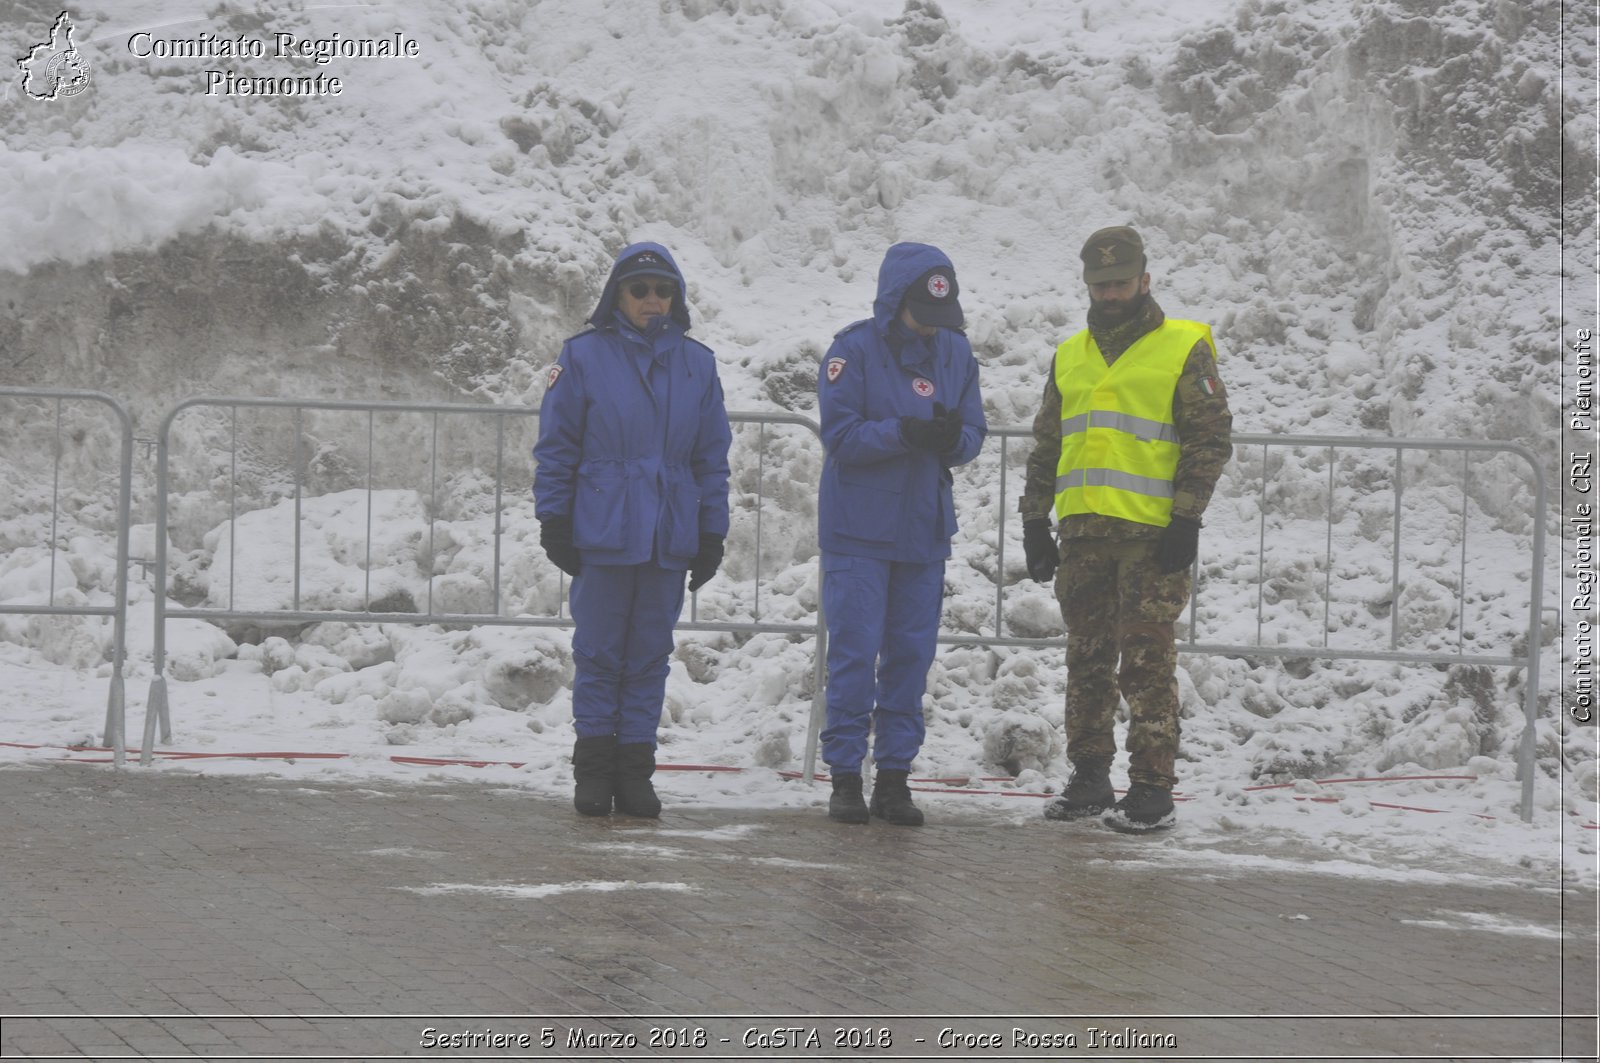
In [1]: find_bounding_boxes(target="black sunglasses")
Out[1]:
[627,280,677,300]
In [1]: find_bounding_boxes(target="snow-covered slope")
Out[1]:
[0,0,1592,876]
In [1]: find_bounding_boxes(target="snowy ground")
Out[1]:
[0,0,1594,895]
[1,560,1593,897]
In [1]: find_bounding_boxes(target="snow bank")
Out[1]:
[0,0,1589,880]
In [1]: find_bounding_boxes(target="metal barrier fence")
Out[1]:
[1,390,1542,819]
[0,387,134,765]
[141,397,828,765]
[965,428,1547,821]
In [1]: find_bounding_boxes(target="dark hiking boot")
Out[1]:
[827,773,869,824]
[869,769,925,827]
[613,743,662,818]
[572,735,616,817]
[1103,781,1176,832]
[1042,761,1115,821]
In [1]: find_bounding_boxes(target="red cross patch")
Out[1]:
[826,357,846,383]
[547,364,563,388]
[912,377,935,397]
[927,273,950,299]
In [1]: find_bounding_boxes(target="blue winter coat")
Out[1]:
[818,243,987,562]
[533,242,732,569]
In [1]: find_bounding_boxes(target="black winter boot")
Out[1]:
[572,735,616,817]
[1103,781,1176,832]
[869,769,924,827]
[1042,760,1115,821]
[613,743,662,818]
[828,773,869,824]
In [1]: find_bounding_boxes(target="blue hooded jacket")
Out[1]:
[817,243,987,562]
[533,242,732,568]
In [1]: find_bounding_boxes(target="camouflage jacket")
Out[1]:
[1019,297,1233,540]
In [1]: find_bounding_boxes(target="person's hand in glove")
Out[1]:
[688,533,725,592]
[901,402,965,453]
[539,515,581,577]
[1154,515,1201,573]
[1022,518,1059,582]
[930,402,964,453]
[899,412,946,451]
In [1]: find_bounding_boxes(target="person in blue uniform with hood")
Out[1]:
[533,242,732,818]
[818,243,986,826]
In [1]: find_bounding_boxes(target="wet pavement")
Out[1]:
[0,761,1593,1062]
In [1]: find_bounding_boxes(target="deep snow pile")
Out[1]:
[0,0,1593,880]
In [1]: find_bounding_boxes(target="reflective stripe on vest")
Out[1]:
[1053,319,1214,526]
[1059,410,1180,444]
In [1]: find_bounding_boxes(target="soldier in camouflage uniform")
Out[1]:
[1020,226,1232,830]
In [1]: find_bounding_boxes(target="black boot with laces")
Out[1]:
[1103,781,1176,832]
[1042,760,1115,821]
[828,773,869,824]
[869,769,924,827]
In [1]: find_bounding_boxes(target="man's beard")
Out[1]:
[1088,292,1147,327]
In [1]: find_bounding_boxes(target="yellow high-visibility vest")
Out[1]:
[1053,319,1215,526]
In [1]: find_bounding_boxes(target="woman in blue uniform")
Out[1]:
[533,242,732,818]
[817,243,986,826]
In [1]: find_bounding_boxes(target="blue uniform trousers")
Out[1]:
[569,562,687,747]
[820,553,944,773]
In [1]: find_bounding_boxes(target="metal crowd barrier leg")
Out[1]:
[0,387,134,767]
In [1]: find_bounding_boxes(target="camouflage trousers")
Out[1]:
[1054,539,1188,789]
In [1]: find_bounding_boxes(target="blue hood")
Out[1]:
[588,241,692,331]
[872,242,956,335]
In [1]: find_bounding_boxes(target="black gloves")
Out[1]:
[1021,514,1196,581]
[930,402,963,451]
[688,533,725,592]
[539,515,580,577]
[542,519,723,588]
[900,402,964,453]
[899,414,944,451]
[1154,515,1201,574]
[1022,518,1059,582]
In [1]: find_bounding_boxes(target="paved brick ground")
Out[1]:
[0,761,1593,1062]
